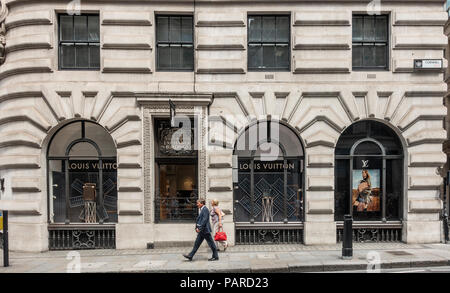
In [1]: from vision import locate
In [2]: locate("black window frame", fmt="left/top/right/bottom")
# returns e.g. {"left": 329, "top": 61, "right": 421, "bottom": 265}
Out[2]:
{"left": 155, "top": 15, "right": 194, "bottom": 72}
{"left": 58, "top": 13, "right": 101, "bottom": 71}
{"left": 46, "top": 120, "right": 118, "bottom": 224}
{"left": 334, "top": 121, "right": 404, "bottom": 222}
{"left": 247, "top": 14, "right": 291, "bottom": 72}
{"left": 352, "top": 14, "right": 390, "bottom": 71}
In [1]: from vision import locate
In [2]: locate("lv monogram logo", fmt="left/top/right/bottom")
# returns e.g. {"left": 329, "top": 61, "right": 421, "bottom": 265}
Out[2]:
{"left": 362, "top": 160, "right": 369, "bottom": 168}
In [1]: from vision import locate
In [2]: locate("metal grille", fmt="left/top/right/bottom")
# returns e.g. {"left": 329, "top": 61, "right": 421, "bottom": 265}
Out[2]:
{"left": 236, "top": 228, "right": 303, "bottom": 245}
{"left": 48, "top": 225, "right": 115, "bottom": 250}
{"left": 154, "top": 195, "right": 198, "bottom": 222}
{"left": 336, "top": 226, "right": 402, "bottom": 243}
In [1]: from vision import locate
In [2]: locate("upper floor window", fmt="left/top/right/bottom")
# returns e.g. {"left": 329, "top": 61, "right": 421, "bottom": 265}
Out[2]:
{"left": 156, "top": 15, "right": 194, "bottom": 71}
{"left": 59, "top": 14, "right": 100, "bottom": 70}
{"left": 248, "top": 15, "right": 290, "bottom": 71}
{"left": 352, "top": 14, "right": 389, "bottom": 71}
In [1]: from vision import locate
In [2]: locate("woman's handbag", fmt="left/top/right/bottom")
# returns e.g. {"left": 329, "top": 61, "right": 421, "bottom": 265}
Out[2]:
{"left": 214, "top": 228, "right": 227, "bottom": 241}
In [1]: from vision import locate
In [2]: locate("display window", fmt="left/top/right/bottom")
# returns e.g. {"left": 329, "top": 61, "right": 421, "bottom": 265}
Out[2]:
{"left": 335, "top": 120, "right": 404, "bottom": 221}
{"left": 47, "top": 121, "right": 117, "bottom": 224}
{"left": 233, "top": 120, "right": 304, "bottom": 223}
{"left": 154, "top": 118, "right": 198, "bottom": 222}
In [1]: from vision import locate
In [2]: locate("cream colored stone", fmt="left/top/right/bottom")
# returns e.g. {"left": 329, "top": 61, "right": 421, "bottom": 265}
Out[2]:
{"left": 409, "top": 199, "right": 442, "bottom": 213}
{"left": 303, "top": 222, "right": 336, "bottom": 245}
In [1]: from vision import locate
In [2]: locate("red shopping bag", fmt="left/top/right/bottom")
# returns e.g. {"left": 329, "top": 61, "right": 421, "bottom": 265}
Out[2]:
{"left": 214, "top": 228, "right": 227, "bottom": 241}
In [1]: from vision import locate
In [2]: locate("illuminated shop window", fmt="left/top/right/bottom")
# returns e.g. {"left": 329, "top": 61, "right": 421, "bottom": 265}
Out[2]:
{"left": 154, "top": 118, "right": 198, "bottom": 222}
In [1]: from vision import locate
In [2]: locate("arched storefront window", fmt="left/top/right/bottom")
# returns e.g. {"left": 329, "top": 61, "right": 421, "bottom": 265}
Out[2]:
{"left": 233, "top": 120, "right": 304, "bottom": 224}
{"left": 47, "top": 121, "right": 117, "bottom": 224}
{"left": 335, "top": 120, "right": 404, "bottom": 222}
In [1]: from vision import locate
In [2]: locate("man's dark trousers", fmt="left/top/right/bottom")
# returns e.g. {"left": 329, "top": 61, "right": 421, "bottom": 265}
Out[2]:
{"left": 188, "top": 231, "right": 218, "bottom": 259}
{"left": 188, "top": 206, "right": 218, "bottom": 259}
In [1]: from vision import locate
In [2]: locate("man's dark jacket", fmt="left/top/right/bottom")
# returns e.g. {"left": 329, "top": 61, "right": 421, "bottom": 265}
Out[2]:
{"left": 196, "top": 206, "right": 212, "bottom": 234}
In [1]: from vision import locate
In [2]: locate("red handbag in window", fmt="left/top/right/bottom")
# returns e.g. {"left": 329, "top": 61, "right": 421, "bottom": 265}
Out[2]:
{"left": 214, "top": 228, "right": 227, "bottom": 241}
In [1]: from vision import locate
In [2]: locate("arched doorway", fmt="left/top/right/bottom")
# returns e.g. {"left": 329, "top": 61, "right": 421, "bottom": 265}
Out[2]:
{"left": 335, "top": 120, "right": 405, "bottom": 242}
{"left": 47, "top": 120, "right": 117, "bottom": 249}
{"left": 233, "top": 120, "right": 305, "bottom": 244}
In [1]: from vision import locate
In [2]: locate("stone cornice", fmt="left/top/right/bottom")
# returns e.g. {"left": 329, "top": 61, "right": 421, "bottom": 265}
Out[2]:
{"left": 136, "top": 92, "right": 213, "bottom": 106}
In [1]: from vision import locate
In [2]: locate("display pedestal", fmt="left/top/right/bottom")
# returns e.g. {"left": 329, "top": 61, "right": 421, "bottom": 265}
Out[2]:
{"left": 262, "top": 196, "right": 274, "bottom": 222}
{"left": 84, "top": 201, "right": 97, "bottom": 223}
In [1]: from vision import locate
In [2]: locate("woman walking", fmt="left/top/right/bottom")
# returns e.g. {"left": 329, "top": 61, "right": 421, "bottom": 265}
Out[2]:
{"left": 210, "top": 199, "right": 228, "bottom": 252}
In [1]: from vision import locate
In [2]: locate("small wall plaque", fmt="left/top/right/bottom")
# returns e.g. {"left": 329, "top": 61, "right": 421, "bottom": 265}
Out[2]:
{"left": 414, "top": 59, "right": 443, "bottom": 70}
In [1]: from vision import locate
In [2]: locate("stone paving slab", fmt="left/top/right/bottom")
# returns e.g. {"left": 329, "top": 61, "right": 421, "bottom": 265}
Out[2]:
{"left": 0, "top": 244, "right": 450, "bottom": 273}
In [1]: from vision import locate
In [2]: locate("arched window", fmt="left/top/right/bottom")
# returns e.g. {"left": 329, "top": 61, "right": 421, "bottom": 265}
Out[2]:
{"left": 233, "top": 120, "right": 304, "bottom": 224}
{"left": 47, "top": 121, "right": 117, "bottom": 224}
{"left": 335, "top": 120, "right": 404, "bottom": 222}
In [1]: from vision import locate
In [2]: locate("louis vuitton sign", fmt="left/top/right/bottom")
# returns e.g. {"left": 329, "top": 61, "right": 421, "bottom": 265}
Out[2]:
{"left": 239, "top": 160, "right": 299, "bottom": 172}
{"left": 68, "top": 161, "right": 118, "bottom": 171}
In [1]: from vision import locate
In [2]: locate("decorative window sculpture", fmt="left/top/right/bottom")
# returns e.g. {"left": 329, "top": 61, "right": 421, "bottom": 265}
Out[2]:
{"left": 0, "top": 0, "right": 8, "bottom": 65}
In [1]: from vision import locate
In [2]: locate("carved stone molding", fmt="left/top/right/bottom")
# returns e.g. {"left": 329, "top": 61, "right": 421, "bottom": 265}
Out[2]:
{"left": 142, "top": 96, "right": 210, "bottom": 223}
{"left": 0, "top": 0, "right": 7, "bottom": 65}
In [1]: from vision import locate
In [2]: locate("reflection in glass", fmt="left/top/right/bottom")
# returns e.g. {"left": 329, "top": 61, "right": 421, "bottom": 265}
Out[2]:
{"left": 158, "top": 164, "right": 197, "bottom": 221}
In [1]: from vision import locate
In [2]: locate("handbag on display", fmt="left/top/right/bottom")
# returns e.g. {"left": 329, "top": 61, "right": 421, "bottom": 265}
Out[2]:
{"left": 214, "top": 228, "right": 227, "bottom": 241}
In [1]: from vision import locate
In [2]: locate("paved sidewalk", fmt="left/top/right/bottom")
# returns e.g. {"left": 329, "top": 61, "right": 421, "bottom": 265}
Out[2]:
{"left": 1, "top": 243, "right": 450, "bottom": 273}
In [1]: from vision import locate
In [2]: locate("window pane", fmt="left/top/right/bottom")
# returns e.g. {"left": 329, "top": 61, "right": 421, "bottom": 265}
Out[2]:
{"left": 248, "top": 16, "right": 261, "bottom": 42}
{"left": 181, "top": 17, "right": 193, "bottom": 43}
{"left": 334, "top": 159, "right": 350, "bottom": 221}
{"left": 169, "top": 17, "right": 181, "bottom": 42}
{"left": 182, "top": 45, "right": 194, "bottom": 69}
{"left": 275, "top": 44, "right": 289, "bottom": 69}
{"left": 60, "top": 15, "right": 74, "bottom": 41}
{"left": 363, "top": 16, "right": 375, "bottom": 42}
{"left": 74, "top": 16, "right": 88, "bottom": 41}
{"left": 89, "top": 44, "right": 100, "bottom": 68}
{"left": 158, "top": 45, "right": 170, "bottom": 69}
{"left": 61, "top": 44, "right": 75, "bottom": 68}
{"left": 352, "top": 45, "right": 363, "bottom": 68}
{"left": 248, "top": 44, "right": 262, "bottom": 68}
{"left": 157, "top": 16, "right": 169, "bottom": 42}
{"left": 375, "top": 16, "right": 387, "bottom": 42}
{"left": 262, "top": 44, "right": 275, "bottom": 68}
{"left": 157, "top": 164, "right": 198, "bottom": 221}
{"left": 88, "top": 15, "right": 99, "bottom": 42}
{"left": 170, "top": 45, "right": 182, "bottom": 68}
{"left": 276, "top": 16, "right": 289, "bottom": 42}
{"left": 386, "top": 159, "right": 402, "bottom": 220}
{"left": 375, "top": 45, "right": 387, "bottom": 67}
{"left": 363, "top": 45, "right": 375, "bottom": 67}
{"left": 262, "top": 16, "right": 276, "bottom": 42}
{"left": 75, "top": 44, "right": 89, "bottom": 68}
{"left": 354, "top": 141, "right": 382, "bottom": 155}
{"left": 352, "top": 16, "right": 363, "bottom": 42}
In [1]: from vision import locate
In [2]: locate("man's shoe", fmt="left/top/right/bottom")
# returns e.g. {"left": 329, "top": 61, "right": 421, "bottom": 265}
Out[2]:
{"left": 183, "top": 254, "right": 193, "bottom": 261}
{"left": 208, "top": 257, "right": 219, "bottom": 261}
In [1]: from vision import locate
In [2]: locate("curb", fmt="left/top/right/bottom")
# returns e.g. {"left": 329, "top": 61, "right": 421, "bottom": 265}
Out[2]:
{"left": 102, "top": 259, "right": 450, "bottom": 273}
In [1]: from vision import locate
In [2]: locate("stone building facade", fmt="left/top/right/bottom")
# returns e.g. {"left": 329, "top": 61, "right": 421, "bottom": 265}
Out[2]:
{"left": 0, "top": 0, "right": 447, "bottom": 252}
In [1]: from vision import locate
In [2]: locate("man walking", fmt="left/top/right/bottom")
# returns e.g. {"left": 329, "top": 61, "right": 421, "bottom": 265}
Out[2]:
{"left": 183, "top": 199, "right": 219, "bottom": 261}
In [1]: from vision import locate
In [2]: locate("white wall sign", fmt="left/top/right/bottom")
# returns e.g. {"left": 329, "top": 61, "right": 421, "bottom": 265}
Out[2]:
{"left": 414, "top": 59, "right": 443, "bottom": 70}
